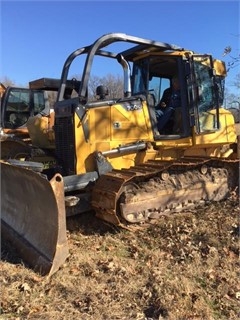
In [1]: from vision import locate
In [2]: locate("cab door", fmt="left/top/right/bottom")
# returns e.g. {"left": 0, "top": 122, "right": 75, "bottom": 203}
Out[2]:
{"left": 188, "top": 55, "right": 220, "bottom": 134}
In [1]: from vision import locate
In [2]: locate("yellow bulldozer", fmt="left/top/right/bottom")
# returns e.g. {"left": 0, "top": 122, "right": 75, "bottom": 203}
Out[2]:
{"left": 1, "top": 33, "right": 239, "bottom": 277}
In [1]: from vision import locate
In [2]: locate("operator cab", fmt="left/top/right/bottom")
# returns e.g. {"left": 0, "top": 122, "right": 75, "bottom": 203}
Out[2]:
{"left": 131, "top": 54, "right": 223, "bottom": 140}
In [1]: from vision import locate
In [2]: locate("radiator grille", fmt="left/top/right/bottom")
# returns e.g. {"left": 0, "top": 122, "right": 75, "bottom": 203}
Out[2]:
{"left": 55, "top": 116, "right": 75, "bottom": 175}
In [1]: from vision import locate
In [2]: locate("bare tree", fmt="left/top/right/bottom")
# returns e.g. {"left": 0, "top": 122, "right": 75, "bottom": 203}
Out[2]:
{"left": 68, "top": 73, "right": 124, "bottom": 100}
{"left": 0, "top": 76, "right": 16, "bottom": 87}
{"left": 88, "top": 75, "right": 102, "bottom": 99}
{"left": 224, "top": 77, "right": 240, "bottom": 109}
{"left": 88, "top": 74, "right": 124, "bottom": 100}
{"left": 222, "top": 42, "right": 240, "bottom": 106}
{"left": 101, "top": 74, "right": 124, "bottom": 99}
{"left": 233, "top": 73, "right": 240, "bottom": 90}
{"left": 223, "top": 45, "right": 240, "bottom": 71}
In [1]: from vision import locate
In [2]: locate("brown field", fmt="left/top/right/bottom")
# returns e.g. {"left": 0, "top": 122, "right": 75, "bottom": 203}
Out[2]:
{"left": 1, "top": 196, "right": 239, "bottom": 320}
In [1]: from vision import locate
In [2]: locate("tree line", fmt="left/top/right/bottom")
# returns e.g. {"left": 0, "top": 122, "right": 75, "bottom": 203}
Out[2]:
{"left": 1, "top": 71, "right": 239, "bottom": 108}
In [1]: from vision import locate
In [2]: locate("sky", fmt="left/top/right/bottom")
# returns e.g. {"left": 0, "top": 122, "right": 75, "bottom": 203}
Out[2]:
{"left": 1, "top": 0, "right": 239, "bottom": 94}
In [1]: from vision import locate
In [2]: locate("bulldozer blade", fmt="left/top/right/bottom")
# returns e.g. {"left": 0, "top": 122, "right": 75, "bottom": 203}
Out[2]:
{"left": 1, "top": 161, "right": 69, "bottom": 277}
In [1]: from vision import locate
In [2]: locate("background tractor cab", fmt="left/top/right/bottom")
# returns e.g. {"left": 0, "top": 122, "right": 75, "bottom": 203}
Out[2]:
{"left": 1, "top": 86, "right": 48, "bottom": 128}
{"left": 0, "top": 78, "right": 80, "bottom": 159}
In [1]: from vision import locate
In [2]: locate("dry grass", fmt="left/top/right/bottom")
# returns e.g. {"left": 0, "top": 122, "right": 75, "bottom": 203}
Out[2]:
{"left": 1, "top": 196, "right": 239, "bottom": 320}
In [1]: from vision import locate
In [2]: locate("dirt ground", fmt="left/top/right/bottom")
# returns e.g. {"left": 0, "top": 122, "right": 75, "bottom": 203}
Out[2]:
{"left": 0, "top": 195, "right": 239, "bottom": 320}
